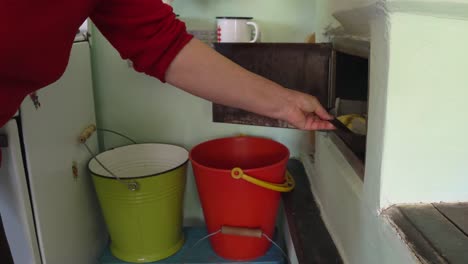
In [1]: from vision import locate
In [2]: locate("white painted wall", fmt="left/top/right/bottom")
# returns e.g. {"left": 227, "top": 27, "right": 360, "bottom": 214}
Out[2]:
{"left": 306, "top": 10, "right": 421, "bottom": 263}
{"left": 313, "top": 0, "right": 380, "bottom": 41}
{"left": 380, "top": 13, "right": 468, "bottom": 207}
{"left": 328, "top": 0, "right": 378, "bottom": 13}
{"left": 309, "top": 133, "right": 418, "bottom": 264}
{"left": 173, "top": 0, "right": 317, "bottom": 43}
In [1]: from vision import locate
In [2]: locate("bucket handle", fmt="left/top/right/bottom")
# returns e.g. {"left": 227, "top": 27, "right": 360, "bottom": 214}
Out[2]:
{"left": 79, "top": 124, "right": 140, "bottom": 191}
{"left": 231, "top": 168, "right": 295, "bottom": 192}
{"left": 221, "top": 226, "right": 263, "bottom": 238}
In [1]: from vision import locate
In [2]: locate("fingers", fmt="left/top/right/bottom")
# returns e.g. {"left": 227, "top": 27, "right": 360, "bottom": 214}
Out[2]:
{"left": 302, "top": 113, "right": 335, "bottom": 130}
{"left": 288, "top": 111, "right": 335, "bottom": 131}
{"left": 301, "top": 95, "right": 334, "bottom": 130}
{"left": 284, "top": 91, "right": 335, "bottom": 130}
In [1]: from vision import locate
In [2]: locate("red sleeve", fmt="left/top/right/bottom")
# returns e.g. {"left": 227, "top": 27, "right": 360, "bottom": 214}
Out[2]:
{"left": 90, "top": 0, "right": 193, "bottom": 82}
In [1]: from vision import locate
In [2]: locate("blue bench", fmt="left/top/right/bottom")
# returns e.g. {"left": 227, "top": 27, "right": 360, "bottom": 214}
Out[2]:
{"left": 100, "top": 226, "right": 285, "bottom": 264}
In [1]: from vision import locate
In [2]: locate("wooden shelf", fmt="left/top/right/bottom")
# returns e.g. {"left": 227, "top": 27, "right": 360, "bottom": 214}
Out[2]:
{"left": 385, "top": 203, "right": 468, "bottom": 264}
{"left": 100, "top": 227, "right": 285, "bottom": 263}
{"left": 283, "top": 159, "right": 343, "bottom": 264}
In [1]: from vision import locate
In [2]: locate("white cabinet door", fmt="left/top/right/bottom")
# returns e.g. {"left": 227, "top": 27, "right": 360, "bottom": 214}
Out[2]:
{"left": 20, "top": 41, "right": 107, "bottom": 264}
{"left": 0, "top": 119, "right": 42, "bottom": 264}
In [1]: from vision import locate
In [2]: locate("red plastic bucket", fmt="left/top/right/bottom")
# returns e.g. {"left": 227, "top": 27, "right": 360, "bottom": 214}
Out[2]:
{"left": 189, "top": 136, "right": 294, "bottom": 260}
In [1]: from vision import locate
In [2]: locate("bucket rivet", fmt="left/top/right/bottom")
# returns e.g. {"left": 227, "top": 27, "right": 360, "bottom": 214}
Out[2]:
{"left": 127, "top": 182, "right": 139, "bottom": 191}
{"left": 231, "top": 168, "right": 243, "bottom": 179}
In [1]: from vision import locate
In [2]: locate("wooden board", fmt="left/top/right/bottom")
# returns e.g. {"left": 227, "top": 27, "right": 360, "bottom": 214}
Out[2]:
{"left": 433, "top": 203, "right": 468, "bottom": 236}
{"left": 385, "top": 206, "right": 447, "bottom": 264}
{"left": 387, "top": 204, "right": 468, "bottom": 264}
{"left": 283, "top": 159, "right": 343, "bottom": 264}
{"left": 213, "top": 43, "right": 333, "bottom": 128}
{"left": 399, "top": 204, "right": 468, "bottom": 264}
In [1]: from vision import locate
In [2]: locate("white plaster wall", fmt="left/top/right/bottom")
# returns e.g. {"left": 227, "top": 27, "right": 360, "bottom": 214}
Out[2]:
{"left": 328, "top": 0, "right": 378, "bottom": 12}
{"left": 307, "top": 2, "right": 468, "bottom": 263}
{"left": 386, "top": 1, "right": 468, "bottom": 21}
{"left": 173, "top": 0, "right": 317, "bottom": 43}
{"left": 379, "top": 13, "right": 468, "bottom": 207}
{"left": 306, "top": 11, "right": 410, "bottom": 264}
{"left": 308, "top": 133, "right": 418, "bottom": 264}
{"left": 313, "top": 0, "right": 378, "bottom": 42}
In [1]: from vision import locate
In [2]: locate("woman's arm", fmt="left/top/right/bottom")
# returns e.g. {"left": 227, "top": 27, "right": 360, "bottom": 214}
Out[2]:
{"left": 91, "top": 0, "right": 332, "bottom": 130}
{"left": 165, "top": 38, "right": 334, "bottom": 130}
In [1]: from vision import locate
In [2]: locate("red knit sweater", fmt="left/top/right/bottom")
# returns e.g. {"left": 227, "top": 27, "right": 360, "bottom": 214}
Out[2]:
{"left": 0, "top": 0, "right": 193, "bottom": 127}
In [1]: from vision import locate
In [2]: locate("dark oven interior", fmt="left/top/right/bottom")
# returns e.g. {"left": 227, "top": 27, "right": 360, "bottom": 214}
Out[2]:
{"left": 212, "top": 42, "right": 370, "bottom": 162}
{"left": 331, "top": 49, "right": 369, "bottom": 163}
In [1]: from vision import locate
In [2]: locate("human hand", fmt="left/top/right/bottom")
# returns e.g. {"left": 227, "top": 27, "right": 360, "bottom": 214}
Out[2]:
{"left": 280, "top": 90, "right": 335, "bottom": 130}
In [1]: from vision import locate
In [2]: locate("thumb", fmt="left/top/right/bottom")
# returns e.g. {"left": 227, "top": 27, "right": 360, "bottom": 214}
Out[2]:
{"left": 314, "top": 104, "right": 334, "bottom": 120}
{"left": 299, "top": 93, "right": 333, "bottom": 120}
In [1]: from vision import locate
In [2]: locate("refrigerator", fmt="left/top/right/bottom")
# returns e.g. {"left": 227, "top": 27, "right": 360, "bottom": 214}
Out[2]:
{"left": 0, "top": 32, "right": 107, "bottom": 264}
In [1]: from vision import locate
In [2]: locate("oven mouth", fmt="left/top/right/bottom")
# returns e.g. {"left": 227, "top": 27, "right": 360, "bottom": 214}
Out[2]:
{"left": 329, "top": 116, "right": 366, "bottom": 162}
{"left": 329, "top": 37, "right": 370, "bottom": 164}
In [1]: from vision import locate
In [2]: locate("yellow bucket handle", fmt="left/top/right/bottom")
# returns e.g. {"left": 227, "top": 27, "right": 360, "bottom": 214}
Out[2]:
{"left": 231, "top": 167, "right": 295, "bottom": 192}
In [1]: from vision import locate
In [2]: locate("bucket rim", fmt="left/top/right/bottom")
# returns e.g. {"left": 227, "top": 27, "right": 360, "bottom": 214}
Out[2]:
{"left": 189, "top": 136, "right": 290, "bottom": 173}
{"left": 88, "top": 143, "right": 189, "bottom": 179}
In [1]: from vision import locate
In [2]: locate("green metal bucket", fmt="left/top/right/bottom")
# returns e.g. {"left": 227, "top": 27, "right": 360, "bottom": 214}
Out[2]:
{"left": 89, "top": 143, "right": 188, "bottom": 263}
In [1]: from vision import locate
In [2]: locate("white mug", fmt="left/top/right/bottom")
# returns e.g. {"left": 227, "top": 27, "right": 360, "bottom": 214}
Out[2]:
{"left": 216, "top": 17, "right": 260, "bottom": 43}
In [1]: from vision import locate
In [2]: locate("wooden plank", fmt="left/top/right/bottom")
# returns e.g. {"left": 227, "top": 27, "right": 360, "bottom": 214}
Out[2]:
{"left": 399, "top": 204, "right": 468, "bottom": 264}
{"left": 283, "top": 159, "right": 343, "bottom": 264}
{"left": 385, "top": 206, "right": 447, "bottom": 264}
{"left": 433, "top": 203, "right": 468, "bottom": 236}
